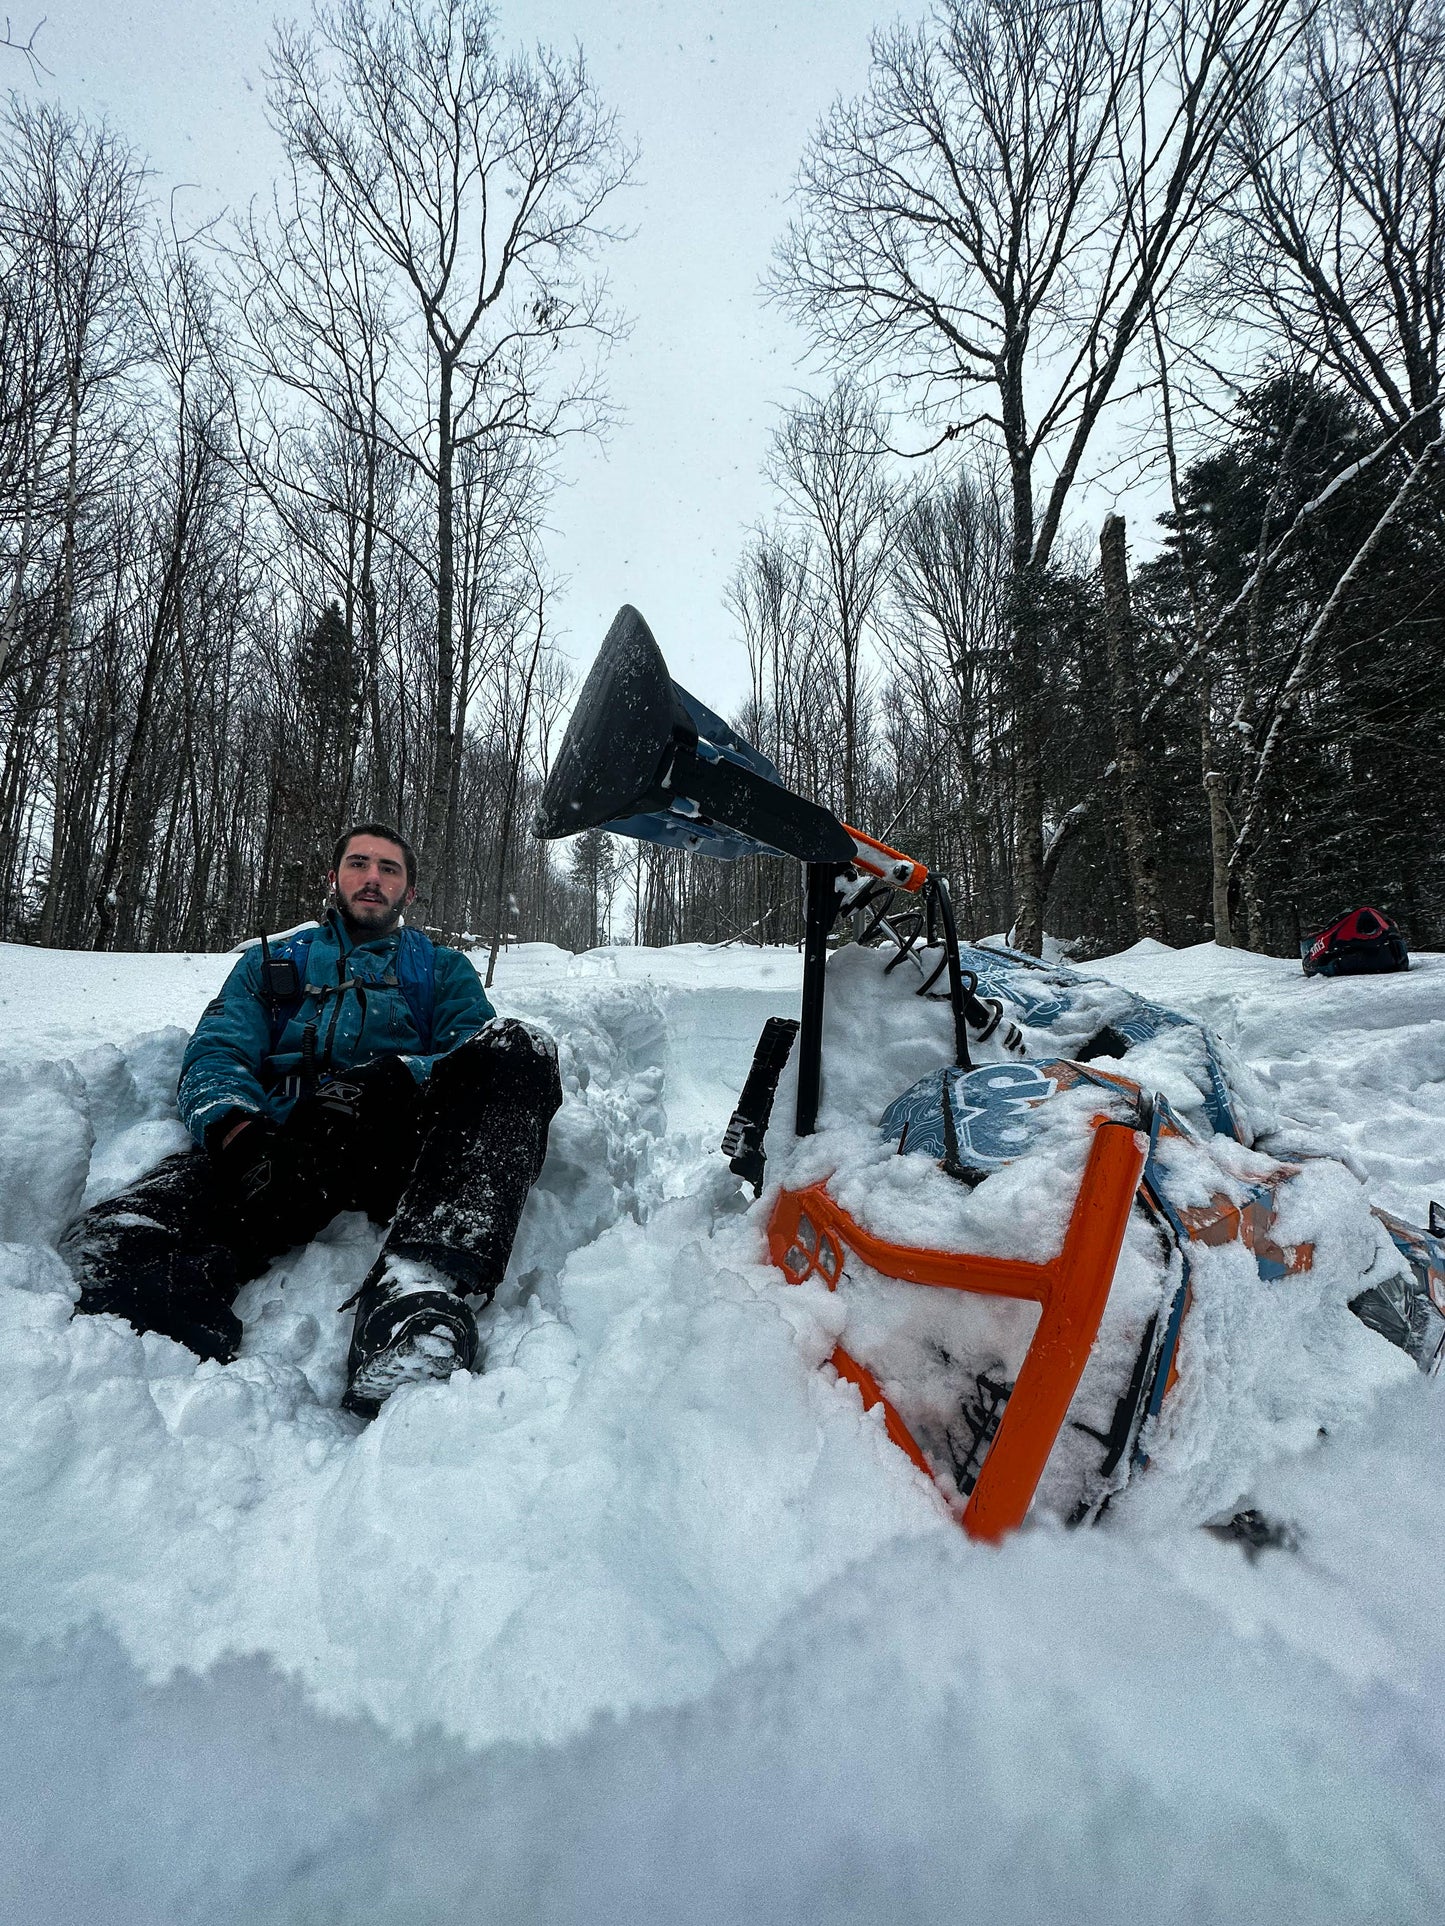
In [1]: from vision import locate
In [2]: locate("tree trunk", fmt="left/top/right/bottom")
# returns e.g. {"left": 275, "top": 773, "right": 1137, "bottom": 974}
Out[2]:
{"left": 420, "top": 355, "right": 457, "bottom": 915}
{"left": 1010, "top": 565, "right": 1045, "bottom": 957}
{"left": 486, "top": 600, "right": 544, "bottom": 990}
{"left": 1005, "top": 419, "right": 1045, "bottom": 956}
{"left": 440, "top": 579, "right": 474, "bottom": 932}
{"left": 361, "top": 448, "right": 384, "bottom": 814}
{"left": 1200, "top": 670, "right": 1233, "bottom": 948}
{"left": 841, "top": 615, "right": 858, "bottom": 827}
{"left": 92, "top": 514, "right": 186, "bottom": 948}
{"left": 1099, "top": 514, "right": 1165, "bottom": 943}
{"left": 1241, "top": 856, "right": 1268, "bottom": 953}
{"left": 0, "top": 483, "right": 36, "bottom": 686}
{"left": 39, "top": 362, "right": 81, "bottom": 946}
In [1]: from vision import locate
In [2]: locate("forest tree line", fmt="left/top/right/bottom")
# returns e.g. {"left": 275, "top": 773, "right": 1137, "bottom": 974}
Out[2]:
{"left": 0, "top": 0, "right": 626, "bottom": 956}
{"left": 2, "top": 0, "right": 1442, "bottom": 962}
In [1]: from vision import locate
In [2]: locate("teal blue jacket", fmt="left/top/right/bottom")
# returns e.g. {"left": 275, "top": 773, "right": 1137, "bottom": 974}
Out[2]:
{"left": 178, "top": 914, "right": 496, "bottom": 1145}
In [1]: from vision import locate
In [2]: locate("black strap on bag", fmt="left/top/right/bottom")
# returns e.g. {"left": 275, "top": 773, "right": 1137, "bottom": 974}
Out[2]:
{"left": 254, "top": 929, "right": 317, "bottom": 1096}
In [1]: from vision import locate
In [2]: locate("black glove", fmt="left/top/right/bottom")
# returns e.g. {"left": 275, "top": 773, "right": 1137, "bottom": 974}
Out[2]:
{"left": 314, "top": 1055, "right": 419, "bottom": 1132}
{"left": 206, "top": 1111, "right": 282, "bottom": 1209}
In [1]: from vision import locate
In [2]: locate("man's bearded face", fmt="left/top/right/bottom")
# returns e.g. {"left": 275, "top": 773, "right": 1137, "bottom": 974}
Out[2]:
{"left": 330, "top": 835, "right": 416, "bottom": 934}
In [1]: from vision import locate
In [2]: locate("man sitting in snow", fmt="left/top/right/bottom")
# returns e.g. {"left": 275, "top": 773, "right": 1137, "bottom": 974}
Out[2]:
{"left": 61, "top": 823, "right": 562, "bottom": 1418}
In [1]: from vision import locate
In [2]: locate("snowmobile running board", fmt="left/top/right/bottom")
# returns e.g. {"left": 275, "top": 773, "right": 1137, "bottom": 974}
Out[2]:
{"left": 769, "top": 1121, "right": 1148, "bottom": 1542}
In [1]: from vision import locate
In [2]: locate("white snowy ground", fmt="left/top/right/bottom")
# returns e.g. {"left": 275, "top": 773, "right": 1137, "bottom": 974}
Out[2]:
{"left": 1, "top": 933, "right": 1442, "bottom": 1924}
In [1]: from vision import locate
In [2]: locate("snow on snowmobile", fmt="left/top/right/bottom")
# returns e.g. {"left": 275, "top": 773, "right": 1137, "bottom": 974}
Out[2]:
{"left": 535, "top": 606, "right": 1445, "bottom": 1541}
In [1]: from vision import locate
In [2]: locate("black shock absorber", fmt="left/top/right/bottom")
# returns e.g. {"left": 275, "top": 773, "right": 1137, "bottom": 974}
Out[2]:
{"left": 796, "top": 862, "right": 843, "bottom": 1137}
{"left": 928, "top": 875, "right": 972, "bottom": 1071}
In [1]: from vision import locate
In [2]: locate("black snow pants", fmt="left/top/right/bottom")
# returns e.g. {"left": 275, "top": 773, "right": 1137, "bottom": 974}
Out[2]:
{"left": 62, "top": 1019, "right": 563, "bottom": 1360}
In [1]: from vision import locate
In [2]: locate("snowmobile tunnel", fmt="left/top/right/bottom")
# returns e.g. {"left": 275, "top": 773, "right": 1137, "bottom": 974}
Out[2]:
{"left": 769, "top": 1119, "right": 1149, "bottom": 1542}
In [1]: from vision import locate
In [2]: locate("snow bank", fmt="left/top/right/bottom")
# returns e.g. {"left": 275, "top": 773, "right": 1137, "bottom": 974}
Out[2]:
{"left": 0, "top": 935, "right": 1441, "bottom": 1922}
{"left": 6, "top": 1374, "right": 1443, "bottom": 1924}
{"left": 1, "top": 960, "right": 935, "bottom": 1754}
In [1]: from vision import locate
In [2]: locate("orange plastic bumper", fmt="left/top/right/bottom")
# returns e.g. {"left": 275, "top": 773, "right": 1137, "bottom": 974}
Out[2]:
{"left": 768, "top": 1121, "right": 1148, "bottom": 1542}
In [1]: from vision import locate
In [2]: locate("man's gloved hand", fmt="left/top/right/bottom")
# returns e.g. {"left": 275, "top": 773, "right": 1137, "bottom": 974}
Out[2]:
{"left": 206, "top": 1111, "right": 282, "bottom": 1209}
{"left": 314, "top": 1055, "right": 418, "bottom": 1132}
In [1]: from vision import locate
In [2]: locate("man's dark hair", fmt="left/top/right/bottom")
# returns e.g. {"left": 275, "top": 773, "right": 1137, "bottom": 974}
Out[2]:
{"left": 332, "top": 822, "right": 418, "bottom": 887}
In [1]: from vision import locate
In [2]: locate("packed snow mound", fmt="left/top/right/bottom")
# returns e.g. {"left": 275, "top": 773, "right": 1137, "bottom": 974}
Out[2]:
{"left": 0, "top": 937, "right": 1442, "bottom": 1922}
{"left": 1119, "top": 934, "right": 1177, "bottom": 956}
{"left": 8, "top": 1378, "right": 1445, "bottom": 1926}
{"left": 1095, "top": 940, "right": 1445, "bottom": 1223}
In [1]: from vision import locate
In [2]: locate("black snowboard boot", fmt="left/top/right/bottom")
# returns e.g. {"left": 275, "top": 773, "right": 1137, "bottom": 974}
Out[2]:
{"left": 340, "top": 1251, "right": 480, "bottom": 1420}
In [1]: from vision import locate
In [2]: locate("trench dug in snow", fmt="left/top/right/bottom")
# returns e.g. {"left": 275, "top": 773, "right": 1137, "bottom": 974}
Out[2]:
{"left": 2, "top": 937, "right": 1443, "bottom": 1924}
{"left": 2, "top": 943, "right": 965, "bottom": 1751}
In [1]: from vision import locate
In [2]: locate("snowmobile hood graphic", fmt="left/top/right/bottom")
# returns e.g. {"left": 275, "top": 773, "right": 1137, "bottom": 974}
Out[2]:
{"left": 537, "top": 608, "right": 1445, "bottom": 1543}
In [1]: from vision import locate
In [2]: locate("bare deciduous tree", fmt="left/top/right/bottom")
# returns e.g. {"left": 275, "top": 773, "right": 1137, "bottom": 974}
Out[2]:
{"left": 885, "top": 470, "right": 1011, "bottom": 925}
{"left": 267, "top": 0, "right": 633, "bottom": 908}
{"left": 0, "top": 206, "right": 66, "bottom": 685}
{"left": 93, "top": 222, "right": 226, "bottom": 947}
{"left": 772, "top": 0, "right": 1299, "bottom": 953}
{"left": 0, "top": 102, "right": 145, "bottom": 941}
{"left": 766, "top": 382, "right": 895, "bottom": 826}
{"left": 0, "top": 13, "right": 47, "bottom": 77}
{"left": 224, "top": 173, "right": 405, "bottom": 818}
{"left": 1222, "top": 0, "right": 1445, "bottom": 448}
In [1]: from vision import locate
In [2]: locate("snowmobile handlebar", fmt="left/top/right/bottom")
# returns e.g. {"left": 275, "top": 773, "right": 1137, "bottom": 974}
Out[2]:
{"left": 843, "top": 826, "right": 928, "bottom": 894}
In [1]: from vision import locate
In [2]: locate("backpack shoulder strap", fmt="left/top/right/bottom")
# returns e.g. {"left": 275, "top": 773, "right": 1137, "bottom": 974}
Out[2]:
{"left": 395, "top": 926, "right": 438, "bottom": 1049}
{"left": 276, "top": 928, "right": 316, "bottom": 966}
{"left": 263, "top": 928, "right": 316, "bottom": 1047}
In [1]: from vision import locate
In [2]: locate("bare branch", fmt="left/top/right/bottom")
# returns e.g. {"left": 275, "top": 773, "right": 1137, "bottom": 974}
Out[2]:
{"left": 0, "top": 13, "right": 49, "bottom": 78}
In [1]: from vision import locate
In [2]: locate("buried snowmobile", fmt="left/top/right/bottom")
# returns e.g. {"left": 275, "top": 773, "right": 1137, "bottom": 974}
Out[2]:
{"left": 536, "top": 606, "right": 1445, "bottom": 1541}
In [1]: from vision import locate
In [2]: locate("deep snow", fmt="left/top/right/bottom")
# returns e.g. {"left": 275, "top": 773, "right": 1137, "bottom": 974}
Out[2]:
{"left": 1, "top": 934, "right": 1442, "bottom": 1924}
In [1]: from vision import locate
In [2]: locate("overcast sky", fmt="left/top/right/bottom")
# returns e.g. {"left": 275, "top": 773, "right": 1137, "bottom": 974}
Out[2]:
{"left": 10, "top": 0, "right": 913, "bottom": 713}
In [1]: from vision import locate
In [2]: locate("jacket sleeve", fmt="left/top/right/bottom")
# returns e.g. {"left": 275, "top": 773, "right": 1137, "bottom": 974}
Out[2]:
{"left": 400, "top": 946, "right": 497, "bottom": 1081}
{"left": 177, "top": 950, "right": 275, "bottom": 1144}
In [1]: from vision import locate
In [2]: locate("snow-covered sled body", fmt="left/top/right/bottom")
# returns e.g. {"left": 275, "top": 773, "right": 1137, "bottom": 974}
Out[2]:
{"left": 1354, "top": 1208, "right": 1445, "bottom": 1370}
{"left": 764, "top": 942, "right": 1442, "bottom": 1537}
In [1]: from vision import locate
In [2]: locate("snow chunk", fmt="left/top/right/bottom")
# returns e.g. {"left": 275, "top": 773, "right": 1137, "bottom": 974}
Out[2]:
{"left": 0, "top": 1055, "right": 92, "bottom": 1244}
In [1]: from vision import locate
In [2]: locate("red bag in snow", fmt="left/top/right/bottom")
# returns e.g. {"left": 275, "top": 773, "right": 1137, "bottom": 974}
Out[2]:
{"left": 1301, "top": 906, "right": 1409, "bottom": 977}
